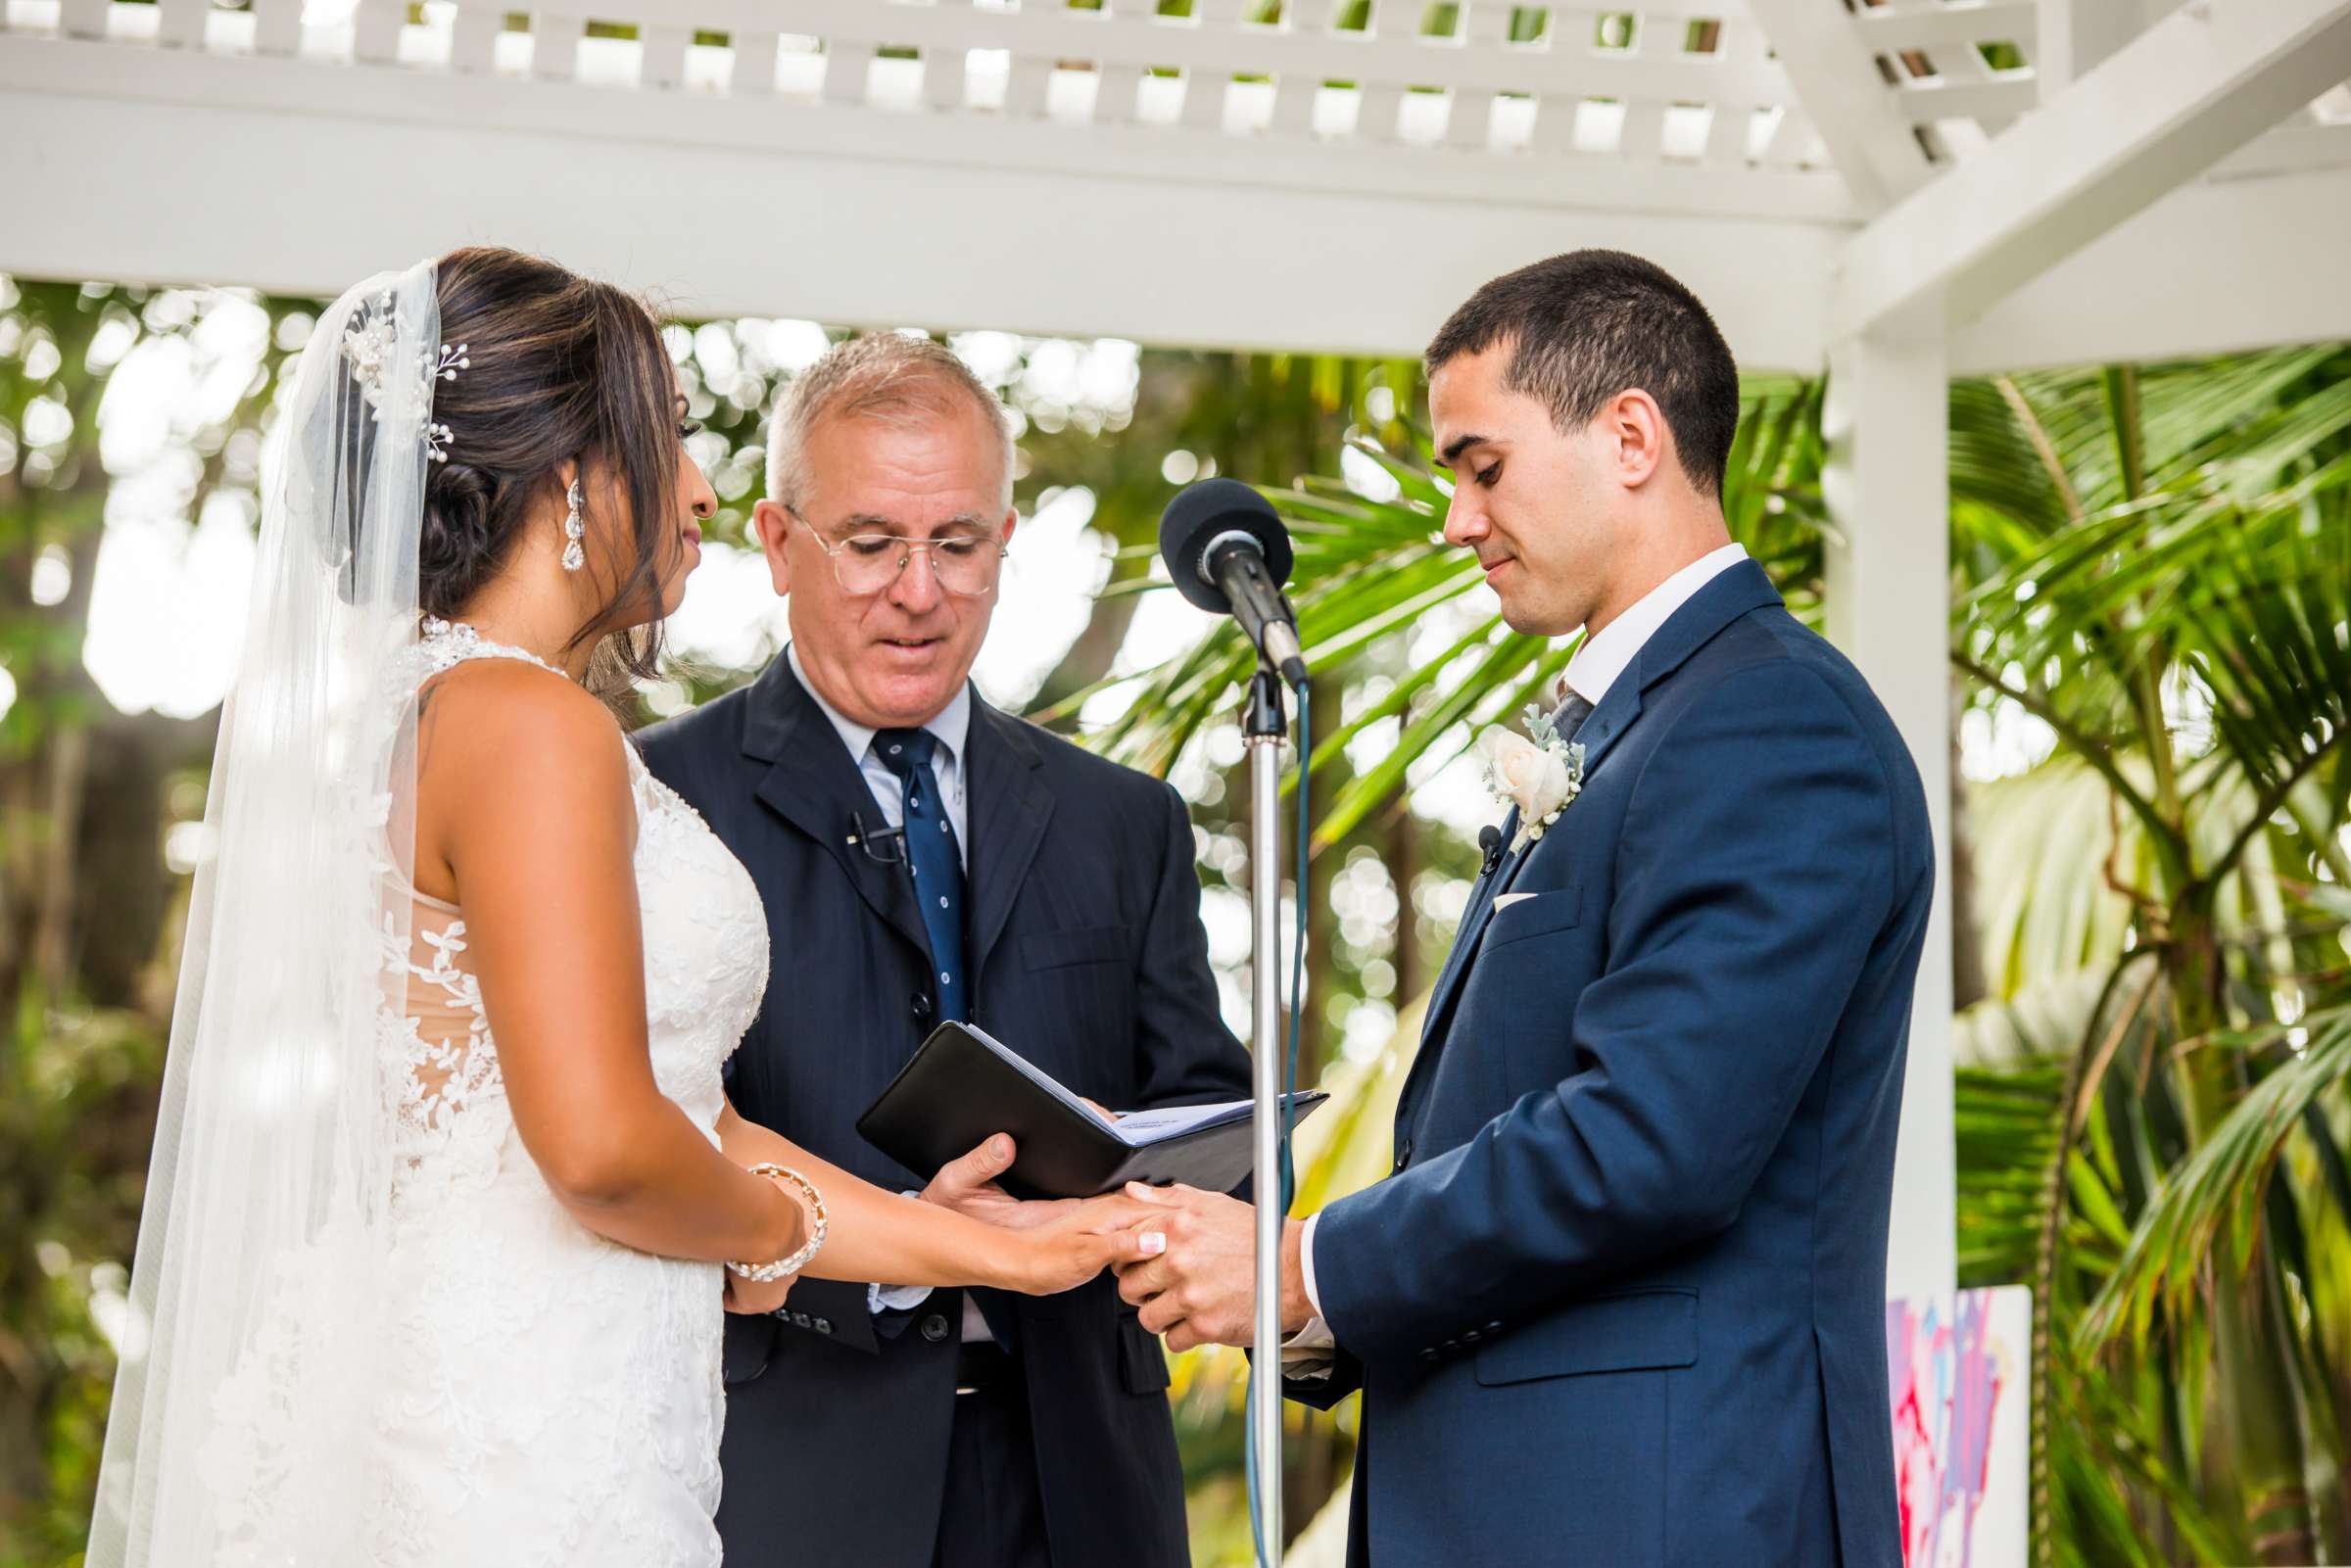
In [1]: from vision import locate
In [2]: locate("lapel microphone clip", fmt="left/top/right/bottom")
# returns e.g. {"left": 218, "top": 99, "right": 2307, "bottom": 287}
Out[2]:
{"left": 847, "top": 809, "right": 908, "bottom": 867}
{"left": 1477, "top": 824, "right": 1506, "bottom": 876}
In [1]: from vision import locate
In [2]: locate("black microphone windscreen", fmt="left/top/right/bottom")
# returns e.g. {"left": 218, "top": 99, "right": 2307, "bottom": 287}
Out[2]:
{"left": 1477, "top": 825, "right": 1501, "bottom": 851}
{"left": 1158, "top": 479, "right": 1293, "bottom": 614}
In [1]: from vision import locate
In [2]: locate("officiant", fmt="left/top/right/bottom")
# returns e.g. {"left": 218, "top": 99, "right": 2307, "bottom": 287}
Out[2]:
{"left": 636, "top": 334, "right": 1248, "bottom": 1568}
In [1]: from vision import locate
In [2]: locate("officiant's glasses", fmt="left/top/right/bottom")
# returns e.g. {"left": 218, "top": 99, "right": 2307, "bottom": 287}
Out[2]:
{"left": 786, "top": 505, "right": 1008, "bottom": 597}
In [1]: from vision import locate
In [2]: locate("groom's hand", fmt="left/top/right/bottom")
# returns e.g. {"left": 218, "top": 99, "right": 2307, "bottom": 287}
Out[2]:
{"left": 921, "top": 1133, "right": 1081, "bottom": 1232}
{"left": 1111, "top": 1183, "right": 1312, "bottom": 1353}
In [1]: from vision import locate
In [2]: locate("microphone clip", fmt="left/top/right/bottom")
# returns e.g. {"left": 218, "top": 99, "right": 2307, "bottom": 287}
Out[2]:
{"left": 1477, "top": 825, "right": 1506, "bottom": 877}
{"left": 847, "top": 810, "right": 907, "bottom": 867}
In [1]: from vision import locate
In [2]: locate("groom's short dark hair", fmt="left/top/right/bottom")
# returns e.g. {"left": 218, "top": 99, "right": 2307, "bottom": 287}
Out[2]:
{"left": 1426, "top": 250, "right": 1741, "bottom": 498}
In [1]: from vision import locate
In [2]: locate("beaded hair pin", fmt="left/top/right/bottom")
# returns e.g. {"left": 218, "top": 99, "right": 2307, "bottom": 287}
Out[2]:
{"left": 341, "top": 289, "right": 469, "bottom": 463}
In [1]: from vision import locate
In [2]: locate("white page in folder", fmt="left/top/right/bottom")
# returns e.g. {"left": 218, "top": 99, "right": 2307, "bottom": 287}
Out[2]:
{"left": 1109, "top": 1100, "right": 1252, "bottom": 1145}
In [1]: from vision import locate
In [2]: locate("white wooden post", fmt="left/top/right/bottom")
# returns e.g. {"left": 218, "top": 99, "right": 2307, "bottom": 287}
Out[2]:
{"left": 1823, "top": 323, "right": 1958, "bottom": 1302}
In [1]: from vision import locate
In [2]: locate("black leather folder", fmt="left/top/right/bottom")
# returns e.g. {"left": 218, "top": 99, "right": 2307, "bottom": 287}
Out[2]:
{"left": 856, "top": 1022, "right": 1326, "bottom": 1200}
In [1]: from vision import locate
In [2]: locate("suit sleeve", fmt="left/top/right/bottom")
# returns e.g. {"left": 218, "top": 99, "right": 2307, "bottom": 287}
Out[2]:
{"left": 1310, "top": 661, "right": 1903, "bottom": 1368}
{"left": 1281, "top": 1346, "right": 1365, "bottom": 1408}
{"left": 1128, "top": 781, "right": 1252, "bottom": 1110}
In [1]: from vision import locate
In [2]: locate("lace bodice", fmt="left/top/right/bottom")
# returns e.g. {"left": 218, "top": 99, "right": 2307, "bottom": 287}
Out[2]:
{"left": 379, "top": 620, "right": 767, "bottom": 1213}
{"left": 203, "top": 619, "right": 771, "bottom": 1568}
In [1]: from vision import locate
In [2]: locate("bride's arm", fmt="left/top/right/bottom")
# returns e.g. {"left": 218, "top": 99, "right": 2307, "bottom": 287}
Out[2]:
{"left": 715, "top": 1104, "right": 1159, "bottom": 1294}
{"left": 420, "top": 663, "right": 803, "bottom": 1269}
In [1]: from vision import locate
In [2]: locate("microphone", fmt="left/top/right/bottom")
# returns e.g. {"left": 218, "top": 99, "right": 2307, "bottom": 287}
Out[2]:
{"left": 1477, "top": 824, "right": 1505, "bottom": 875}
{"left": 1158, "top": 479, "right": 1308, "bottom": 686}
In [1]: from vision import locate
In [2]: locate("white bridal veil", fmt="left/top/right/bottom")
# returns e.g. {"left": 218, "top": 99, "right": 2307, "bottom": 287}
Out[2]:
{"left": 87, "top": 261, "right": 443, "bottom": 1565}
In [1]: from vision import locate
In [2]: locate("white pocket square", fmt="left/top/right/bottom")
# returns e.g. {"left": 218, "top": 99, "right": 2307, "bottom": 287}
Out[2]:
{"left": 1493, "top": 892, "right": 1537, "bottom": 910}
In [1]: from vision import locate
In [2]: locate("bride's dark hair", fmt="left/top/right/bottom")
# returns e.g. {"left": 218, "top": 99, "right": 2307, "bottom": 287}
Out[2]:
{"left": 421, "top": 246, "right": 683, "bottom": 679}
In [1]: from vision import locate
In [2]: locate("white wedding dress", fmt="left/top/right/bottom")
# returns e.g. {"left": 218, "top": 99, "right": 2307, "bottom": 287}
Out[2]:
{"left": 199, "top": 622, "right": 771, "bottom": 1567}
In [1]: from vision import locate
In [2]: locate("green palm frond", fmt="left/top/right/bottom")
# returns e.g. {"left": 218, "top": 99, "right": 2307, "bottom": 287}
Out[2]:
{"left": 2080, "top": 1003, "right": 2351, "bottom": 1353}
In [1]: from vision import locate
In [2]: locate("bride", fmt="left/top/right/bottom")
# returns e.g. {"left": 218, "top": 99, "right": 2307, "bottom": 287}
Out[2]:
{"left": 85, "top": 249, "right": 1161, "bottom": 1567}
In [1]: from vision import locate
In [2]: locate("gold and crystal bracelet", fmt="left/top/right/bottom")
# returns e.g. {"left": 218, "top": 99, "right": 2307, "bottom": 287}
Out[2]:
{"left": 727, "top": 1163, "right": 828, "bottom": 1282}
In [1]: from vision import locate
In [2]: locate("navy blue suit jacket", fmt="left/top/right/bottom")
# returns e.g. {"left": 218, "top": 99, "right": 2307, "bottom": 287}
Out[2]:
{"left": 1290, "top": 559, "right": 1930, "bottom": 1568}
{"left": 636, "top": 654, "right": 1249, "bottom": 1568}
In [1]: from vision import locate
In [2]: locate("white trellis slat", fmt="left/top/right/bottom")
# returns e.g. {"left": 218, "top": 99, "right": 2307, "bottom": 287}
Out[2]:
{"left": 1706, "top": 19, "right": 1770, "bottom": 164}
{"left": 448, "top": 4, "right": 501, "bottom": 76}
{"left": 1854, "top": 0, "right": 2038, "bottom": 56}
{"left": 1895, "top": 75, "right": 2037, "bottom": 126}
{"left": 1003, "top": 51, "right": 1053, "bottom": 119}
{"left": 351, "top": 0, "right": 405, "bottom": 66}
{"left": 154, "top": 0, "right": 205, "bottom": 50}
{"left": 1270, "top": 68, "right": 1320, "bottom": 137}
{"left": 824, "top": 38, "right": 874, "bottom": 105}
{"left": 250, "top": 0, "right": 303, "bottom": 59}
{"left": 733, "top": 29, "right": 780, "bottom": 95}
{"left": 641, "top": 24, "right": 692, "bottom": 93}
{"left": 59, "top": 0, "right": 107, "bottom": 42}
{"left": 924, "top": 43, "right": 967, "bottom": 113}
{"left": 527, "top": 13, "right": 579, "bottom": 81}
{"left": 1357, "top": 79, "right": 1407, "bottom": 142}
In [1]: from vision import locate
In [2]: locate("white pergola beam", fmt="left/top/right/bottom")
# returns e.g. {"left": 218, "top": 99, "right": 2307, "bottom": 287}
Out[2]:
{"left": 1832, "top": 0, "right": 2351, "bottom": 341}
{"left": 1953, "top": 164, "right": 2351, "bottom": 371}
{"left": 1744, "top": 0, "right": 1940, "bottom": 209}
{"left": 0, "top": 39, "right": 1840, "bottom": 368}
{"left": 1823, "top": 324, "right": 1958, "bottom": 1302}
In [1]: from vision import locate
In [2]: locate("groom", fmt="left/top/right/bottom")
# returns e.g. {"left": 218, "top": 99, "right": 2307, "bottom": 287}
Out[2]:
{"left": 638, "top": 334, "right": 1248, "bottom": 1568}
{"left": 1114, "top": 251, "right": 1932, "bottom": 1566}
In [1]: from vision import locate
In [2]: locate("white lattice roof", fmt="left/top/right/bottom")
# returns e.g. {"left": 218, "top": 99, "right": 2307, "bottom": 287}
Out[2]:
{"left": 4, "top": 0, "right": 2349, "bottom": 368}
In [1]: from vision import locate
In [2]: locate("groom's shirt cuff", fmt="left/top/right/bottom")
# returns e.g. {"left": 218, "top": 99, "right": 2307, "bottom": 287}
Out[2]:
{"left": 870, "top": 1282, "right": 933, "bottom": 1313}
{"left": 1279, "top": 1213, "right": 1336, "bottom": 1378}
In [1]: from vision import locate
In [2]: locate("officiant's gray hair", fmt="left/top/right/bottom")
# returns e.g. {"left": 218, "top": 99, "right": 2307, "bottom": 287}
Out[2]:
{"left": 765, "top": 334, "right": 1015, "bottom": 515}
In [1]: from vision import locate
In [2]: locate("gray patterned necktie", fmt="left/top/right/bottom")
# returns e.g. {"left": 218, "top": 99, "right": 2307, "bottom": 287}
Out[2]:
{"left": 1552, "top": 691, "right": 1596, "bottom": 743}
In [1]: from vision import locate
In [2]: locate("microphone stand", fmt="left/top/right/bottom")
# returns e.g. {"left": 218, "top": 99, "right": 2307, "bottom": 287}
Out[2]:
{"left": 1243, "top": 661, "right": 1288, "bottom": 1560}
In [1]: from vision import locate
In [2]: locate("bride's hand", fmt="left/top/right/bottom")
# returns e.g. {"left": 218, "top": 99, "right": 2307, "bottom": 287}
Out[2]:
{"left": 1005, "top": 1192, "right": 1168, "bottom": 1296}
{"left": 723, "top": 1269, "right": 793, "bottom": 1314}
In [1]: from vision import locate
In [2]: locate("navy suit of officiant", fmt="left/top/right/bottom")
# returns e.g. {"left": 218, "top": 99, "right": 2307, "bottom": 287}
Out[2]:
{"left": 638, "top": 651, "right": 1247, "bottom": 1568}
{"left": 1287, "top": 556, "right": 1931, "bottom": 1567}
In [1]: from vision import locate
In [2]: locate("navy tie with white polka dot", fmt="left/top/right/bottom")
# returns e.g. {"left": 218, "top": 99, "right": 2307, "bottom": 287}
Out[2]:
{"left": 874, "top": 728, "right": 968, "bottom": 1025}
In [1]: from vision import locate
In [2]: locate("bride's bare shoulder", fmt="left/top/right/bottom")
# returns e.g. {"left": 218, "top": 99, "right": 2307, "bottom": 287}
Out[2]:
{"left": 413, "top": 658, "right": 632, "bottom": 854}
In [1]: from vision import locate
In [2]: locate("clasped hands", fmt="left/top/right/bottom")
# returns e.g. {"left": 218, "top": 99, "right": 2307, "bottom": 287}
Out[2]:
{"left": 920, "top": 1128, "right": 1306, "bottom": 1351}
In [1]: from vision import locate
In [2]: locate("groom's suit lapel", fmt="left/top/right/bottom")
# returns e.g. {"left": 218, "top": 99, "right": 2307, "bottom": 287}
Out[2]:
{"left": 741, "top": 656, "right": 931, "bottom": 959}
{"left": 1395, "top": 558, "right": 1786, "bottom": 1143}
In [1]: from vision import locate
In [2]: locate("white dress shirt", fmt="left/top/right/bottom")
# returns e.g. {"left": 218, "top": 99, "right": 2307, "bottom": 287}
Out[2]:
{"left": 787, "top": 641, "right": 972, "bottom": 856}
{"left": 1282, "top": 543, "right": 1750, "bottom": 1371}
{"left": 784, "top": 644, "right": 993, "bottom": 1341}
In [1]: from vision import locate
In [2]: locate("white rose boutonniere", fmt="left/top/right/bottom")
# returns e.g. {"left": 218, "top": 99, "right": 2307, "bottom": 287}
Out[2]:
{"left": 1483, "top": 703, "right": 1586, "bottom": 853}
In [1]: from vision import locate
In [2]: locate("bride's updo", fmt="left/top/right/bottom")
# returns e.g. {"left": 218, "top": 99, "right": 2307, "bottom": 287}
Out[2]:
{"left": 420, "top": 246, "right": 682, "bottom": 677}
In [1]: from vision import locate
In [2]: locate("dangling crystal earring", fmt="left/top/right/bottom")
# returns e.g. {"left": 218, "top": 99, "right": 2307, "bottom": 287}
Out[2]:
{"left": 561, "top": 478, "right": 586, "bottom": 573}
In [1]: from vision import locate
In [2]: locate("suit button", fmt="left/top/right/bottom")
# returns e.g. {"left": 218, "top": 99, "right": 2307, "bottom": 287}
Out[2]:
{"left": 920, "top": 1312, "right": 951, "bottom": 1343}
{"left": 1462, "top": 1329, "right": 1481, "bottom": 1345}
{"left": 814, "top": 1317, "right": 833, "bottom": 1336}
{"left": 1485, "top": 1320, "right": 1503, "bottom": 1334}
{"left": 911, "top": 992, "right": 933, "bottom": 1023}
{"left": 1418, "top": 1348, "right": 1439, "bottom": 1362}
